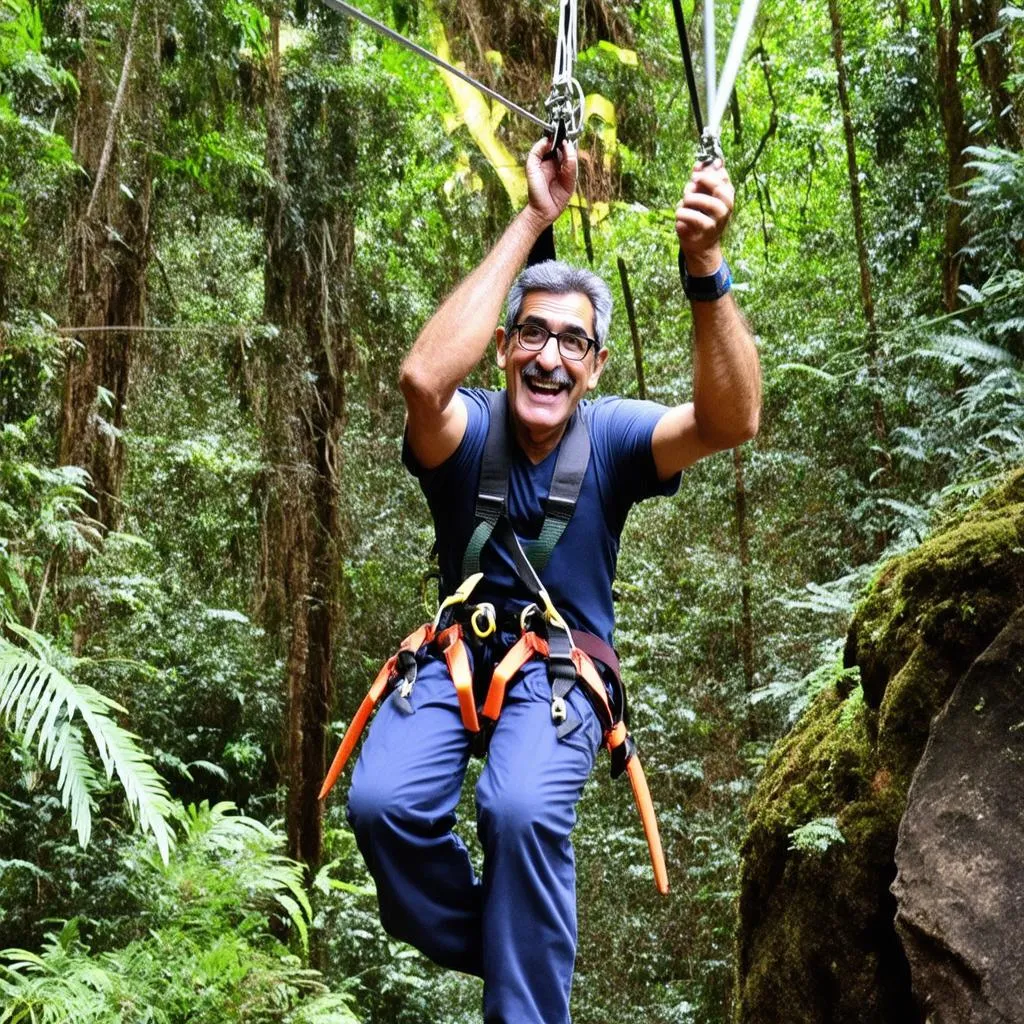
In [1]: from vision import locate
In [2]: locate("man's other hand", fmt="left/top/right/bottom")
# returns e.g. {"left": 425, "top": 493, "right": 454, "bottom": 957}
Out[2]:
{"left": 675, "top": 159, "right": 734, "bottom": 276}
{"left": 526, "top": 137, "right": 577, "bottom": 226}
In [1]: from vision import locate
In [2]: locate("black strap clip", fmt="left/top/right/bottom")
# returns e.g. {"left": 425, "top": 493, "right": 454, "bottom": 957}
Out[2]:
{"left": 392, "top": 648, "right": 418, "bottom": 716}
{"left": 542, "top": 116, "right": 569, "bottom": 162}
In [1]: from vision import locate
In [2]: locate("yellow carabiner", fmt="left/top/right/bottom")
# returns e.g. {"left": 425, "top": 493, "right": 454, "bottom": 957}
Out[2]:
{"left": 433, "top": 572, "right": 485, "bottom": 631}
{"left": 538, "top": 585, "right": 570, "bottom": 633}
{"left": 471, "top": 603, "right": 496, "bottom": 639}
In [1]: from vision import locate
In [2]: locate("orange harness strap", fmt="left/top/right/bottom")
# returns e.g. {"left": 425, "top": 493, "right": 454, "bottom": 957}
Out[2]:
{"left": 478, "top": 633, "right": 669, "bottom": 896}
{"left": 320, "top": 624, "right": 669, "bottom": 895}
{"left": 437, "top": 625, "right": 480, "bottom": 733}
{"left": 481, "top": 631, "right": 547, "bottom": 721}
{"left": 570, "top": 648, "right": 669, "bottom": 894}
{"left": 624, "top": 755, "right": 668, "bottom": 895}
{"left": 318, "top": 623, "right": 434, "bottom": 801}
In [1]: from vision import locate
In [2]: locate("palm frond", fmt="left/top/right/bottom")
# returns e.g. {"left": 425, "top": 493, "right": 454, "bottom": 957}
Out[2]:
{"left": 0, "top": 626, "right": 175, "bottom": 861}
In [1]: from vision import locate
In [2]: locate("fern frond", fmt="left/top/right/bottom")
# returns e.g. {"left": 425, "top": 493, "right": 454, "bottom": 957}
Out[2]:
{"left": 172, "top": 802, "right": 315, "bottom": 950}
{"left": 51, "top": 721, "right": 99, "bottom": 848}
{"left": 928, "top": 333, "right": 1016, "bottom": 366}
{"left": 274, "top": 892, "right": 309, "bottom": 951}
{"left": 287, "top": 991, "right": 361, "bottom": 1023}
{"left": 0, "top": 627, "right": 175, "bottom": 861}
{"left": 185, "top": 758, "right": 230, "bottom": 783}
{"left": 0, "top": 922, "right": 120, "bottom": 1024}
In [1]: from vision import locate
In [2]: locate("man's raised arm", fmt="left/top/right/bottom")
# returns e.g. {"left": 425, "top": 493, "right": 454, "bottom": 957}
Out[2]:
{"left": 400, "top": 138, "right": 577, "bottom": 470}
{"left": 652, "top": 159, "right": 762, "bottom": 479}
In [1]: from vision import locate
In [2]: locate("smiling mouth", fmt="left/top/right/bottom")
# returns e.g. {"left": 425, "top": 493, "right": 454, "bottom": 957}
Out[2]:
{"left": 522, "top": 369, "right": 570, "bottom": 397}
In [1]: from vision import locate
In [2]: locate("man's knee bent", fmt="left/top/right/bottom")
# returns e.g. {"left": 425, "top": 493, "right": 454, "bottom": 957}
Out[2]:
{"left": 346, "top": 772, "right": 405, "bottom": 839}
{"left": 347, "top": 769, "right": 454, "bottom": 843}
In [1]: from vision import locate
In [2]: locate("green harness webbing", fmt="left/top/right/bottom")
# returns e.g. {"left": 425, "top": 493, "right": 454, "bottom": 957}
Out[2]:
{"left": 460, "top": 390, "right": 591, "bottom": 581}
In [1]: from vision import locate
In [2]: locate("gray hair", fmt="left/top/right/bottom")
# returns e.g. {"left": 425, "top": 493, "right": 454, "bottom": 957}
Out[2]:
{"left": 504, "top": 260, "right": 613, "bottom": 349}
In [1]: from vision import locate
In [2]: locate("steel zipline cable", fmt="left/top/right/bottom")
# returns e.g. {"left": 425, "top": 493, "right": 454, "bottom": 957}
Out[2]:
{"left": 318, "top": 0, "right": 587, "bottom": 144}
{"left": 318, "top": 0, "right": 761, "bottom": 164}
{"left": 671, "top": 0, "right": 761, "bottom": 164}
{"left": 317, "top": 0, "right": 551, "bottom": 133}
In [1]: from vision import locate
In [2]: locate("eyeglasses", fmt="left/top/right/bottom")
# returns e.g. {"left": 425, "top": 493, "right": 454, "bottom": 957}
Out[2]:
{"left": 511, "top": 323, "right": 597, "bottom": 362}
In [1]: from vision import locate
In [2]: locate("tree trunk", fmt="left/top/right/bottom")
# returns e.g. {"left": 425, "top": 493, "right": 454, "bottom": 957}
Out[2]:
{"left": 929, "top": 0, "right": 970, "bottom": 312}
{"left": 59, "top": 2, "right": 151, "bottom": 531}
{"left": 961, "top": 0, "right": 1023, "bottom": 150}
{"left": 262, "top": 13, "right": 354, "bottom": 871}
{"left": 827, "top": 0, "right": 888, "bottom": 476}
{"left": 616, "top": 258, "right": 646, "bottom": 400}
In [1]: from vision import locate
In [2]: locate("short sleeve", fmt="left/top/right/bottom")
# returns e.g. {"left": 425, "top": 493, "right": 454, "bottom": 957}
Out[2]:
{"left": 587, "top": 397, "right": 681, "bottom": 525}
{"left": 402, "top": 387, "right": 491, "bottom": 493}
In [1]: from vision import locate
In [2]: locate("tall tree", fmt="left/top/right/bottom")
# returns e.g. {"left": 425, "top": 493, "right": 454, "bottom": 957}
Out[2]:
{"left": 59, "top": 0, "right": 154, "bottom": 530}
{"left": 929, "top": 0, "right": 971, "bottom": 311}
{"left": 961, "top": 0, "right": 1023, "bottom": 150}
{"left": 261, "top": 10, "right": 355, "bottom": 870}
{"left": 827, "top": 0, "right": 888, "bottom": 481}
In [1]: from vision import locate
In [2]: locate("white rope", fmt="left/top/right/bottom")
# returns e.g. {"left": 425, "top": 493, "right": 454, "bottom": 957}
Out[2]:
{"left": 704, "top": 0, "right": 716, "bottom": 122}
{"left": 707, "top": 0, "right": 761, "bottom": 133}
{"left": 546, "top": 0, "right": 585, "bottom": 140}
{"left": 552, "top": 0, "right": 577, "bottom": 86}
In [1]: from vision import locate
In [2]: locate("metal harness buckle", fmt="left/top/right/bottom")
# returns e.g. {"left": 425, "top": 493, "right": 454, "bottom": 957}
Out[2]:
{"left": 551, "top": 695, "right": 567, "bottom": 723}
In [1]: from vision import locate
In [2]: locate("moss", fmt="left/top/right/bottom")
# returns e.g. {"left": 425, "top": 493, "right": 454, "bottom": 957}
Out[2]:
{"left": 875, "top": 645, "right": 953, "bottom": 780}
{"left": 734, "top": 469, "right": 1024, "bottom": 1024}
{"left": 850, "top": 470, "right": 1024, "bottom": 710}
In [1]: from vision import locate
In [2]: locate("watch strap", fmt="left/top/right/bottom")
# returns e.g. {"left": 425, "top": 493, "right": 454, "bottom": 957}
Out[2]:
{"left": 679, "top": 252, "right": 732, "bottom": 301}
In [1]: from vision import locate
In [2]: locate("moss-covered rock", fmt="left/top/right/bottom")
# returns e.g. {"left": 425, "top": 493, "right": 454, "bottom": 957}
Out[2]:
{"left": 734, "top": 469, "right": 1024, "bottom": 1024}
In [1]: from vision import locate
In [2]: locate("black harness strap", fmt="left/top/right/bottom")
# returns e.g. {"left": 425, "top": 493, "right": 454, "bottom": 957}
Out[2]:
{"left": 671, "top": 0, "right": 723, "bottom": 166}
{"left": 461, "top": 390, "right": 591, "bottom": 580}
{"left": 457, "top": 389, "right": 599, "bottom": 742}
{"left": 461, "top": 393, "right": 512, "bottom": 578}
{"left": 671, "top": 0, "right": 705, "bottom": 137}
{"left": 525, "top": 402, "right": 589, "bottom": 571}
{"left": 528, "top": 226, "right": 557, "bottom": 266}
{"left": 492, "top": 516, "right": 583, "bottom": 739}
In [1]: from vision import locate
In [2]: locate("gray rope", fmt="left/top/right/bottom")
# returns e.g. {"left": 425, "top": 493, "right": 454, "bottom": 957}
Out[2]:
{"left": 318, "top": 0, "right": 551, "bottom": 133}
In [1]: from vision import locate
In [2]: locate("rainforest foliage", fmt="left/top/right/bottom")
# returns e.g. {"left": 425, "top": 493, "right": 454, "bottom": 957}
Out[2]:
{"left": 0, "top": 0, "right": 1022, "bottom": 1020}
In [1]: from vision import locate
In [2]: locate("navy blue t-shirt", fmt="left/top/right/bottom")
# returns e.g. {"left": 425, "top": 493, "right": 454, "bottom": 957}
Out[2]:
{"left": 403, "top": 388, "right": 681, "bottom": 645}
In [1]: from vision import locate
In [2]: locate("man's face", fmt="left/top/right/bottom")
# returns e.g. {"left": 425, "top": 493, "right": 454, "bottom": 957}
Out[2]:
{"left": 496, "top": 290, "right": 608, "bottom": 441}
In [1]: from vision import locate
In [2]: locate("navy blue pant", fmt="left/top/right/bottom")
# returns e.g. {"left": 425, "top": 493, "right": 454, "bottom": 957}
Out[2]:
{"left": 347, "top": 648, "right": 602, "bottom": 1024}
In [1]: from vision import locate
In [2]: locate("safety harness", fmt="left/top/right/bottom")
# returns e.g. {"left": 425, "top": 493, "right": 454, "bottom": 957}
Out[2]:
{"left": 320, "top": 391, "right": 669, "bottom": 895}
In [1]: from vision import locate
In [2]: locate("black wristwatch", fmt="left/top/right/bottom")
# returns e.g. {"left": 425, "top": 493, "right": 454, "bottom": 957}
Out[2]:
{"left": 679, "top": 251, "right": 732, "bottom": 301}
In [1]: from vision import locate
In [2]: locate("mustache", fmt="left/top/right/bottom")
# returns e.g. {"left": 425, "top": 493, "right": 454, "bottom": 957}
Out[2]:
{"left": 522, "top": 362, "right": 572, "bottom": 389}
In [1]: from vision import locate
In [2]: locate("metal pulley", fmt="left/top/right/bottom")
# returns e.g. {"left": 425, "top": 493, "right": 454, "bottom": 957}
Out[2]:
{"left": 544, "top": 0, "right": 585, "bottom": 144}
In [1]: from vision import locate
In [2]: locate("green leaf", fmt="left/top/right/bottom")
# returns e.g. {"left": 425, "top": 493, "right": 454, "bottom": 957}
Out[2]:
{"left": 596, "top": 40, "right": 639, "bottom": 66}
{"left": 0, "top": 626, "right": 175, "bottom": 861}
{"left": 789, "top": 817, "right": 846, "bottom": 854}
{"left": 777, "top": 362, "right": 838, "bottom": 382}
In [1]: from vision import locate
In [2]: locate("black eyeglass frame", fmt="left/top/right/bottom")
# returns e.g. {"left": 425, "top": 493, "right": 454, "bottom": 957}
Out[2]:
{"left": 510, "top": 322, "right": 599, "bottom": 362}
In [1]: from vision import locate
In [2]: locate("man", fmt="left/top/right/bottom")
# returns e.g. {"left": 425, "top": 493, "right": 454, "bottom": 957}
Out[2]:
{"left": 346, "top": 136, "right": 760, "bottom": 1023}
